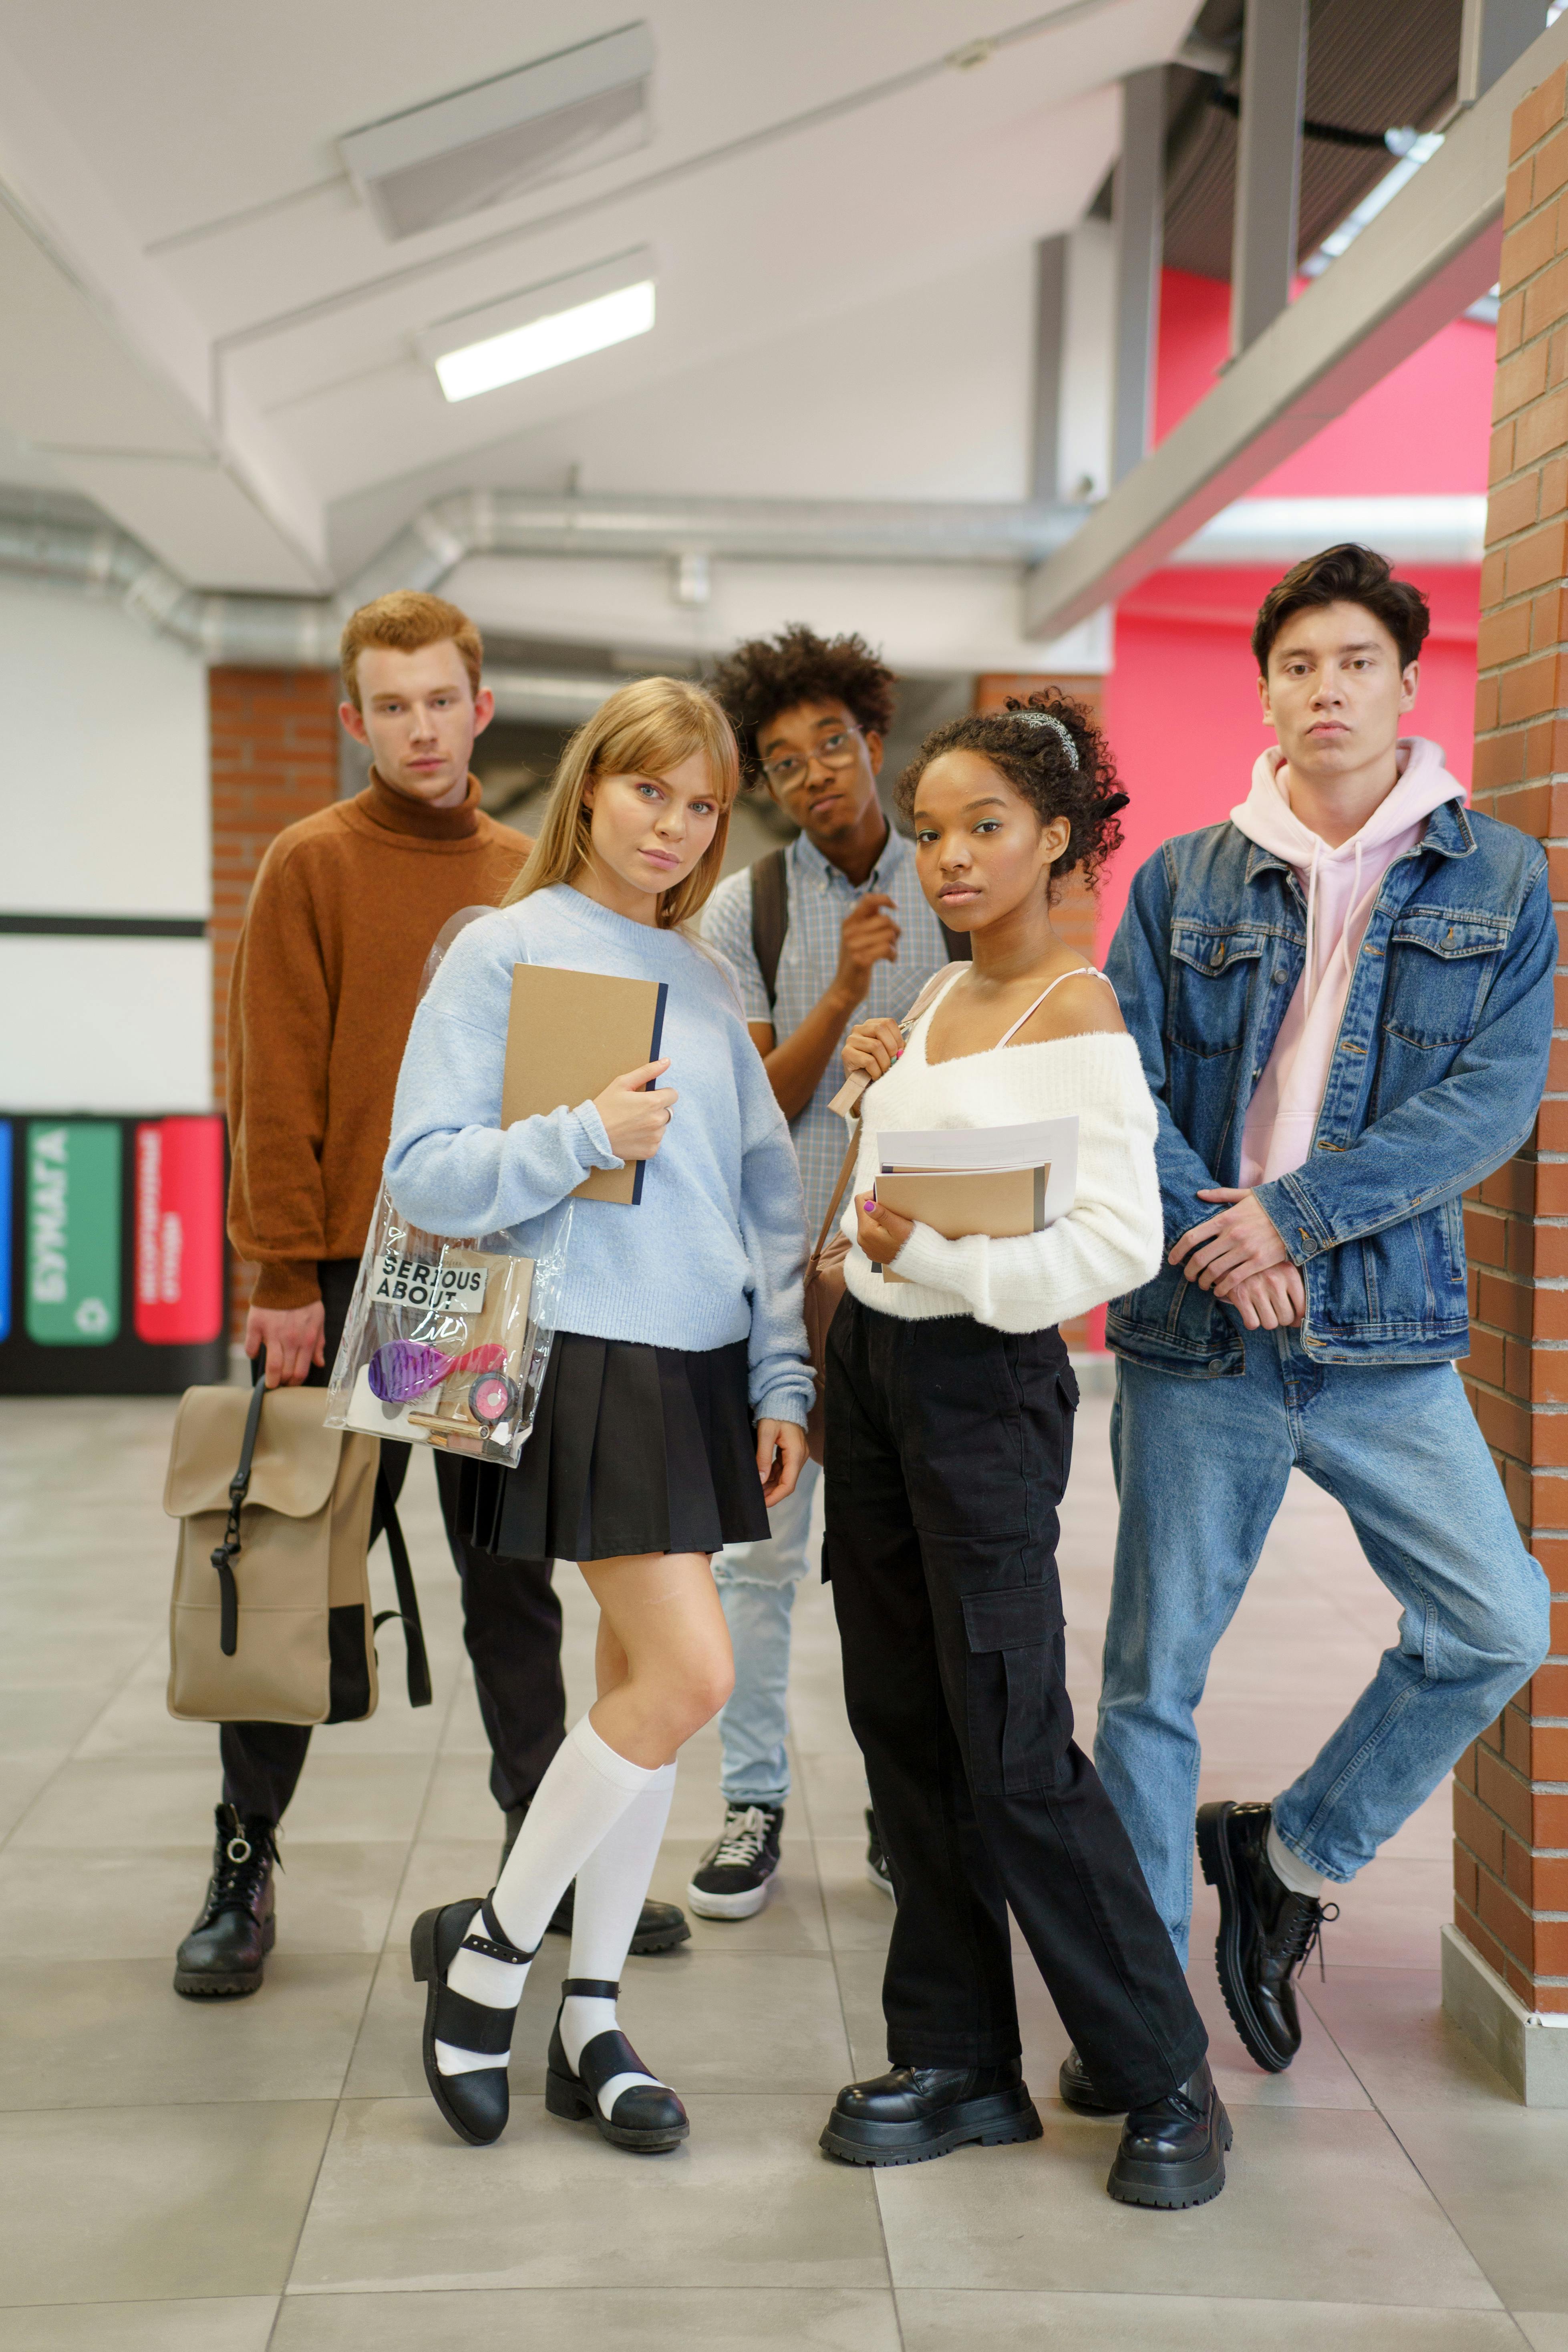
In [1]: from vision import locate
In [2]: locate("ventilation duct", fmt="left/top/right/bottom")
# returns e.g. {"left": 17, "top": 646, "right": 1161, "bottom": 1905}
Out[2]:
{"left": 340, "top": 24, "right": 655, "bottom": 242}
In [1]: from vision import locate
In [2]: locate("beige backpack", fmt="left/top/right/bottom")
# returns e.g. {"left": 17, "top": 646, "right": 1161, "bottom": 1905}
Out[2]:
{"left": 164, "top": 1373, "right": 430, "bottom": 1725}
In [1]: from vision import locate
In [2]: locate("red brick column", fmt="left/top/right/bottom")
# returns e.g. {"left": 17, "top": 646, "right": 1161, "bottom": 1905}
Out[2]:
{"left": 209, "top": 667, "right": 340, "bottom": 1339}
{"left": 1450, "top": 61, "right": 1568, "bottom": 2076}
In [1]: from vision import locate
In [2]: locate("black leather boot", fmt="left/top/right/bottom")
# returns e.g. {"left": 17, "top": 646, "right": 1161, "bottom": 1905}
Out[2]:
{"left": 1058, "top": 2045, "right": 1127, "bottom": 2114}
{"left": 544, "top": 1977, "right": 688, "bottom": 2153}
{"left": 500, "top": 1808, "right": 690, "bottom": 1955}
{"left": 411, "top": 1895, "right": 536, "bottom": 2147}
{"left": 1107, "top": 2060, "right": 1231, "bottom": 2208}
{"left": 820, "top": 2060, "right": 1043, "bottom": 2167}
{"left": 173, "top": 1804, "right": 277, "bottom": 1998}
{"left": 1197, "top": 1800, "right": 1336, "bottom": 2072}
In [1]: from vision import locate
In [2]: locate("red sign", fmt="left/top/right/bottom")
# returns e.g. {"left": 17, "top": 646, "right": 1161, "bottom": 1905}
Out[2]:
{"left": 133, "top": 1118, "right": 225, "bottom": 1345}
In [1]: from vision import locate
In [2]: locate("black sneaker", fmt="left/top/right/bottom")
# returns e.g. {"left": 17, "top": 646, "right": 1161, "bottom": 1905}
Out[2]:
{"left": 686, "top": 1802, "right": 783, "bottom": 1919}
{"left": 173, "top": 1803, "right": 277, "bottom": 1998}
{"left": 499, "top": 1808, "right": 690, "bottom": 1954}
{"left": 864, "top": 1807, "right": 894, "bottom": 1899}
{"left": 1197, "top": 1799, "right": 1336, "bottom": 2073}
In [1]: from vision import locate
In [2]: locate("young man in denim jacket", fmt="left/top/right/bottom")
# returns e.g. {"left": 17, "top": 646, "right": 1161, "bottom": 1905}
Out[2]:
{"left": 1087, "top": 544, "right": 1553, "bottom": 2092}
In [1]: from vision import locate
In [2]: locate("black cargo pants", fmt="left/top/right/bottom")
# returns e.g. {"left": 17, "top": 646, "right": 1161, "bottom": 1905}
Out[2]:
{"left": 823, "top": 1294, "right": 1206, "bottom": 2112}
{"left": 219, "top": 1259, "right": 567, "bottom": 1825}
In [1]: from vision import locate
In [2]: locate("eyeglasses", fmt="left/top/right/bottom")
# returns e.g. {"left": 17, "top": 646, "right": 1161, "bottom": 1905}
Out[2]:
{"left": 757, "top": 726, "right": 864, "bottom": 793}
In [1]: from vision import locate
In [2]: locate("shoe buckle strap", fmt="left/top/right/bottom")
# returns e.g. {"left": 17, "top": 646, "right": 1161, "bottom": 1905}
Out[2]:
{"left": 563, "top": 1977, "right": 620, "bottom": 1999}
{"left": 459, "top": 1894, "right": 537, "bottom": 1966}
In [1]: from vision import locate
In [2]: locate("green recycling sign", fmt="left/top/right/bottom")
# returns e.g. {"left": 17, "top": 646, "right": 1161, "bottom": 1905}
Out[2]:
{"left": 25, "top": 1123, "right": 121, "bottom": 1346}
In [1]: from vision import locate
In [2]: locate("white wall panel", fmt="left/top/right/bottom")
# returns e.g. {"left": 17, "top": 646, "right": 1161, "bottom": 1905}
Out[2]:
{"left": 0, "top": 576, "right": 209, "bottom": 916}
{"left": 0, "top": 937, "right": 211, "bottom": 1112}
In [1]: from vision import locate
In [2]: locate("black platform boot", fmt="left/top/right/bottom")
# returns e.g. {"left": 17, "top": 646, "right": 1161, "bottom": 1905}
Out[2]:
{"left": 1197, "top": 1800, "right": 1336, "bottom": 2072}
{"left": 820, "top": 2060, "right": 1043, "bottom": 2167}
{"left": 1057, "top": 2046, "right": 1127, "bottom": 2115}
{"left": 410, "top": 1895, "right": 536, "bottom": 2147}
{"left": 501, "top": 1808, "right": 690, "bottom": 1955}
{"left": 1107, "top": 2059, "right": 1231, "bottom": 2209}
{"left": 544, "top": 1977, "right": 689, "bottom": 2153}
{"left": 173, "top": 1804, "right": 277, "bottom": 1999}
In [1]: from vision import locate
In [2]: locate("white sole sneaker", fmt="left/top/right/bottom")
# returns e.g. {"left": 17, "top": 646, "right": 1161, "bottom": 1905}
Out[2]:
{"left": 685, "top": 1872, "right": 777, "bottom": 1920}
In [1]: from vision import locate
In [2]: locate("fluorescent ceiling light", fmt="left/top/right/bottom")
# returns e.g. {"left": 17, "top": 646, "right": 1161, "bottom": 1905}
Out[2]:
{"left": 435, "top": 280, "right": 655, "bottom": 401}
{"left": 340, "top": 23, "right": 654, "bottom": 242}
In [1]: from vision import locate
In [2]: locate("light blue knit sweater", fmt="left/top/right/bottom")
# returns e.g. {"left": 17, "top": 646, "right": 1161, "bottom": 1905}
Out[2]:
{"left": 385, "top": 884, "right": 813, "bottom": 1427}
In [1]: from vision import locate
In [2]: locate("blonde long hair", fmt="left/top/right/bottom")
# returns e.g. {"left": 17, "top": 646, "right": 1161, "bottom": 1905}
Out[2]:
{"left": 502, "top": 677, "right": 740, "bottom": 928}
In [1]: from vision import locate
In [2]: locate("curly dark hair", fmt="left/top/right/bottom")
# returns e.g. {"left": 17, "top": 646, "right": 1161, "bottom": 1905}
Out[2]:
{"left": 707, "top": 623, "right": 896, "bottom": 783}
{"left": 1252, "top": 543, "right": 1430, "bottom": 674}
{"left": 895, "top": 691, "right": 1129, "bottom": 898}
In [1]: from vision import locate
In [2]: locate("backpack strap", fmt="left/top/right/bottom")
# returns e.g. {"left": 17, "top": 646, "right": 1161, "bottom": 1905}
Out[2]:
{"left": 370, "top": 1460, "right": 433, "bottom": 1709}
{"left": 749, "top": 846, "right": 790, "bottom": 1013}
{"left": 211, "top": 1349, "right": 270, "bottom": 1657}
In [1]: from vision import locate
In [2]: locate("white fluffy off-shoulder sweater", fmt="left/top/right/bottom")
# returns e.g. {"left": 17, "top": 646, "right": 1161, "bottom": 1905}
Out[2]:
{"left": 839, "top": 977, "right": 1164, "bottom": 1333}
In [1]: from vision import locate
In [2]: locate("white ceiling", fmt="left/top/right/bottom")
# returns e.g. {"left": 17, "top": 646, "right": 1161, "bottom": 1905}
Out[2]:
{"left": 0, "top": 0, "right": 1198, "bottom": 593}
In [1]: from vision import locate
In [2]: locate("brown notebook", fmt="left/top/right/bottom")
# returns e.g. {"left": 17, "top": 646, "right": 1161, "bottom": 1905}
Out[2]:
{"left": 874, "top": 1165, "right": 1046, "bottom": 1283}
{"left": 501, "top": 965, "right": 668, "bottom": 1206}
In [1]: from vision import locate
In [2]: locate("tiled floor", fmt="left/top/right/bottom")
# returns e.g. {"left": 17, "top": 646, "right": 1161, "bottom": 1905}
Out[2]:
{"left": 1, "top": 1390, "right": 1563, "bottom": 2350}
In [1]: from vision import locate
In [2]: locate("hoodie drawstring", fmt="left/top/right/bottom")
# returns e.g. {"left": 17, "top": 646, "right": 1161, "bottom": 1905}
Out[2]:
{"left": 1302, "top": 840, "right": 1321, "bottom": 1015}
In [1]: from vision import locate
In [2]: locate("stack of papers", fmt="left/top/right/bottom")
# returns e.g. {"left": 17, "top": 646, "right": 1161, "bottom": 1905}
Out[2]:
{"left": 871, "top": 1118, "right": 1078, "bottom": 1281}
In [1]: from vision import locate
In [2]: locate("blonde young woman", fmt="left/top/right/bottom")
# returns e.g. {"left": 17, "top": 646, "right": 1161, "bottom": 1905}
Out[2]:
{"left": 385, "top": 678, "right": 811, "bottom": 2152}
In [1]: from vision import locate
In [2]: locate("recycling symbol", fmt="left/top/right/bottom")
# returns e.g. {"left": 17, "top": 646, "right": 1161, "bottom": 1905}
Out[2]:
{"left": 73, "top": 1297, "right": 111, "bottom": 1336}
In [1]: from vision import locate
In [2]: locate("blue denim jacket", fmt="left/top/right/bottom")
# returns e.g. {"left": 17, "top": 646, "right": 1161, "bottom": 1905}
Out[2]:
{"left": 1103, "top": 801, "right": 1553, "bottom": 1374}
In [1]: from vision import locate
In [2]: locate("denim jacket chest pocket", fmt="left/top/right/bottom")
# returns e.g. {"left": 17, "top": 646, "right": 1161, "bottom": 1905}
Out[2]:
{"left": 1166, "top": 923, "right": 1270, "bottom": 1058}
{"left": 1379, "top": 910, "right": 1510, "bottom": 1049}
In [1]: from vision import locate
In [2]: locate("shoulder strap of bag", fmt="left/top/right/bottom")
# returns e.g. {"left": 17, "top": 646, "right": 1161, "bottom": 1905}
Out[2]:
{"left": 809, "top": 959, "right": 966, "bottom": 1269}
{"left": 370, "top": 1462, "right": 433, "bottom": 1709}
{"left": 749, "top": 846, "right": 790, "bottom": 1012}
{"left": 210, "top": 1353, "right": 269, "bottom": 1659}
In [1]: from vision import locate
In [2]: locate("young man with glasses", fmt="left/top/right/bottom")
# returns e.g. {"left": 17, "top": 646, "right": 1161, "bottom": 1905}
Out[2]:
{"left": 697, "top": 625, "right": 963, "bottom": 1916}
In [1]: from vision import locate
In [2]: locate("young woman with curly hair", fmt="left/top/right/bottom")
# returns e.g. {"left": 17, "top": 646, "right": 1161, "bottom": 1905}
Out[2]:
{"left": 816, "top": 694, "right": 1230, "bottom": 2209}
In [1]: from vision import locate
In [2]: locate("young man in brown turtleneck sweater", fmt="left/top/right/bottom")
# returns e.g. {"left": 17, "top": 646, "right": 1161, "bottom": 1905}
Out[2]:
{"left": 176, "top": 590, "right": 689, "bottom": 1996}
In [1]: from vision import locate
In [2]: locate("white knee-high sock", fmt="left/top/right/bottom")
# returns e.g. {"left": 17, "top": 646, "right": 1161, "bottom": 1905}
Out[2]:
{"left": 435, "top": 1714, "right": 652, "bottom": 2077}
{"left": 562, "top": 1763, "right": 677, "bottom": 2117}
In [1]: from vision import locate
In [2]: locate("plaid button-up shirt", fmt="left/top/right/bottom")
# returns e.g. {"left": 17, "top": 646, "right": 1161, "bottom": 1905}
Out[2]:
{"left": 702, "top": 826, "right": 954, "bottom": 1238}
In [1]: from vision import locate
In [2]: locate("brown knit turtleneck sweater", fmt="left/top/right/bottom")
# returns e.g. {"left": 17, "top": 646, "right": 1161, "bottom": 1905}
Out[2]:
{"left": 227, "top": 771, "right": 531, "bottom": 1310}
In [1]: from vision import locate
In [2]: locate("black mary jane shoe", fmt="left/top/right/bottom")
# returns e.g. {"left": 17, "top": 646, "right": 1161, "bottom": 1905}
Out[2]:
{"left": 819, "top": 2060, "right": 1043, "bottom": 2167}
{"left": 544, "top": 1976, "right": 689, "bottom": 2154}
{"left": 1057, "top": 2045, "right": 1127, "bottom": 2115}
{"left": 1107, "top": 2060, "right": 1232, "bottom": 2209}
{"left": 410, "top": 1895, "right": 536, "bottom": 2147}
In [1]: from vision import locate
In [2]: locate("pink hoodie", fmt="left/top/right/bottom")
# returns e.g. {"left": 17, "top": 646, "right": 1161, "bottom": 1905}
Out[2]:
{"left": 1233, "top": 737, "right": 1465, "bottom": 1187}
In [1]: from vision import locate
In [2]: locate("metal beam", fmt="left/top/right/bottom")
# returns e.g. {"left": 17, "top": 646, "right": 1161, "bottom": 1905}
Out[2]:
{"left": 1230, "top": 0, "right": 1308, "bottom": 356}
{"left": 1459, "top": 0, "right": 1554, "bottom": 105}
{"left": 1031, "top": 236, "right": 1068, "bottom": 501}
{"left": 1111, "top": 68, "right": 1165, "bottom": 484}
{"left": 1021, "top": 11, "right": 1568, "bottom": 641}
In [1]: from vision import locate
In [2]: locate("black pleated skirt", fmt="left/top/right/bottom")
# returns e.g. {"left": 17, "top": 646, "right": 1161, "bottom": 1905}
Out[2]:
{"left": 453, "top": 1331, "right": 770, "bottom": 1564}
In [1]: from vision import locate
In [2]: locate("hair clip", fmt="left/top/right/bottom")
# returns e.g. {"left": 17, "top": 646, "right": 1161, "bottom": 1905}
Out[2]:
{"left": 368, "top": 1337, "right": 509, "bottom": 1404}
{"left": 1015, "top": 709, "right": 1079, "bottom": 769}
{"left": 1103, "top": 790, "right": 1130, "bottom": 815}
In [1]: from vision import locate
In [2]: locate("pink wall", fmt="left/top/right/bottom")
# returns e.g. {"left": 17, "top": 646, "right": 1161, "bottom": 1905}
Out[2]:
{"left": 1093, "top": 270, "right": 1494, "bottom": 959}
{"left": 1153, "top": 268, "right": 1493, "bottom": 492}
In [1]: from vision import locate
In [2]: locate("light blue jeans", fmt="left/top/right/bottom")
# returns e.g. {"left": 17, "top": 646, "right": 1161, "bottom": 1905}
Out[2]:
{"left": 1096, "top": 1335, "right": 1549, "bottom": 1967}
{"left": 713, "top": 1458, "right": 821, "bottom": 1806}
